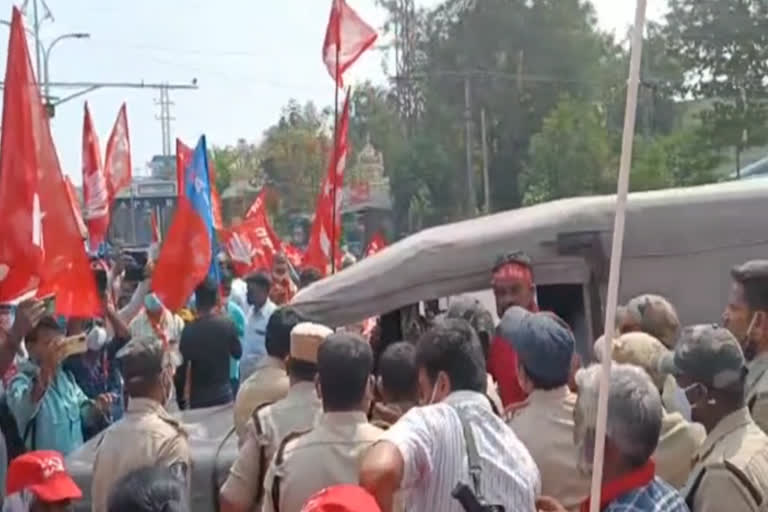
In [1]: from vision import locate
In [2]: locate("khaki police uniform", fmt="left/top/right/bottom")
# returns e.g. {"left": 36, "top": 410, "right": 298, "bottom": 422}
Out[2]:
{"left": 262, "top": 412, "right": 383, "bottom": 512}
{"left": 221, "top": 382, "right": 321, "bottom": 510}
{"left": 509, "top": 387, "right": 589, "bottom": 511}
{"left": 234, "top": 356, "right": 289, "bottom": 442}
{"left": 656, "top": 410, "right": 706, "bottom": 489}
{"left": 91, "top": 398, "right": 189, "bottom": 512}
{"left": 684, "top": 407, "right": 768, "bottom": 512}
{"left": 746, "top": 352, "right": 768, "bottom": 435}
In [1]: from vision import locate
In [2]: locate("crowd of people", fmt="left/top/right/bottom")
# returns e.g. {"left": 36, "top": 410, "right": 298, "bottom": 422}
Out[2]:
{"left": 0, "top": 246, "right": 766, "bottom": 512}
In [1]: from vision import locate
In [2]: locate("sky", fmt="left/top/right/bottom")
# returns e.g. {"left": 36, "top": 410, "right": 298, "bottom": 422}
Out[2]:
{"left": 0, "top": 0, "right": 668, "bottom": 185}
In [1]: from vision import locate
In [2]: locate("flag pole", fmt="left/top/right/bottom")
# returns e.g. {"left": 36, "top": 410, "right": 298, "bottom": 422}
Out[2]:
{"left": 330, "top": 34, "right": 341, "bottom": 275}
{"left": 588, "top": 1, "right": 647, "bottom": 511}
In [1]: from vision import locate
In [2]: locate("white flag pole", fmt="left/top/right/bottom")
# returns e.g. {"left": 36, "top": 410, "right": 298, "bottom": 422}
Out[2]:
{"left": 588, "top": 1, "right": 648, "bottom": 511}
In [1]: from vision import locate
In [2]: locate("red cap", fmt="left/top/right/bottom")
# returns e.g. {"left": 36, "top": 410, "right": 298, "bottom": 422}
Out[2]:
{"left": 301, "top": 485, "right": 381, "bottom": 512}
{"left": 6, "top": 451, "right": 82, "bottom": 503}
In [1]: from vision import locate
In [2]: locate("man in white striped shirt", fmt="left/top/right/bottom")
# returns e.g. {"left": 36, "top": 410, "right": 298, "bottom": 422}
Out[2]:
{"left": 360, "top": 318, "right": 541, "bottom": 512}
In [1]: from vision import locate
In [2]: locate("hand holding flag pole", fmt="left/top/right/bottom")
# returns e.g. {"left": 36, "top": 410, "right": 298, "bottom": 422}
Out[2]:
{"left": 588, "top": 2, "right": 647, "bottom": 511}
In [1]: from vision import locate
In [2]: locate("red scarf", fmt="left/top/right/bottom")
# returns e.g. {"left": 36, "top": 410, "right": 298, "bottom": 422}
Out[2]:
{"left": 147, "top": 309, "right": 170, "bottom": 349}
{"left": 580, "top": 460, "right": 655, "bottom": 512}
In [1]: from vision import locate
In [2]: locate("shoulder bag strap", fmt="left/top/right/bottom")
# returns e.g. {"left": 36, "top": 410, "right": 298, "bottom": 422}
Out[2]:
{"left": 454, "top": 407, "right": 484, "bottom": 500}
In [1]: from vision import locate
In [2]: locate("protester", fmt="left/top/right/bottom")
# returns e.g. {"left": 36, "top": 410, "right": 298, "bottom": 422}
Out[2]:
{"left": 263, "top": 332, "right": 381, "bottom": 512}
{"left": 299, "top": 268, "right": 322, "bottom": 290}
{"left": 568, "top": 363, "right": 688, "bottom": 512}
{"left": 593, "top": 332, "right": 706, "bottom": 489}
{"left": 0, "top": 300, "right": 45, "bottom": 380}
{"left": 221, "top": 269, "right": 247, "bottom": 395}
{"left": 507, "top": 312, "right": 590, "bottom": 511}
{"left": 233, "top": 308, "right": 303, "bottom": 440}
{"left": 91, "top": 335, "right": 190, "bottom": 512}
{"left": 222, "top": 321, "right": 330, "bottom": 512}
{"left": 370, "top": 342, "right": 419, "bottom": 429}
{"left": 486, "top": 251, "right": 539, "bottom": 407}
{"left": 129, "top": 292, "right": 184, "bottom": 354}
{"left": 107, "top": 465, "right": 189, "bottom": 512}
{"left": 6, "top": 316, "right": 110, "bottom": 455}
{"left": 661, "top": 324, "right": 768, "bottom": 511}
{"left": 270, "top": 253, "right": 298, "bottom": 306}
{"left": 723, "top": 260, "right": 768, "bottom": 433}
{"left": 176, "top": 279, "right": 242, "bottom": 408}
{"left": 360, "top": 318, "right": 540, "bottom": 512}
{"left": 240, "top": 272, "right": 276, "bottom": 381}
{"left": 301, "top": 485, "right": 381, "bottom": 512}
{"left": 4, "top": 450, "right": 82, "bottom": 512}
{"left": 618, "top": 294, "right": 681, "bottom": 349}
{"left": 443, "top": 296, "right": 504, "bottom": 414}
{"left": 63, "top": 323, "right": 126, "bottom": 439}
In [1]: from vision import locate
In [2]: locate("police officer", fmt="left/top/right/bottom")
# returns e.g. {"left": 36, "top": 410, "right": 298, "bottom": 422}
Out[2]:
{"left": 723, "top": 260, "right": 768, "bottom": 433}
{"left": 221, "top": 322, "right": 331, "bottom": 512}
{"left": 661, "top": 324, "right": 768, "bottom": 512}
{"left": 91, "top": 335, "right": 190, "bottom": 512}
{"left": 263, "top": 332, "right": 382, "bottom": 512}
{"left": 508, "top": 312, "right": 589, "bottom": 511}
{"left": 233, "top": 309, "right": 302, "bottom": 441}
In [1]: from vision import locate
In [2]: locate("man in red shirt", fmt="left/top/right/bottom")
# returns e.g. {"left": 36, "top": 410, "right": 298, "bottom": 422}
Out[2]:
{"left": 487, "top": 251, "right": 539, "bottom": 408}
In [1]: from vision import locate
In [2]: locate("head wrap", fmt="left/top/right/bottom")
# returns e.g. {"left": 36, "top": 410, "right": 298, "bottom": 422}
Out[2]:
{"left": 491, "top": 262, "right": 533, "bottom": 287}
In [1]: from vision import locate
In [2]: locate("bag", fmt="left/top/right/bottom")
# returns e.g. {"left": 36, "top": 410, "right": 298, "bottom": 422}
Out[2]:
{"left": 0, "top": 394, "right": 35, "bottom": 461}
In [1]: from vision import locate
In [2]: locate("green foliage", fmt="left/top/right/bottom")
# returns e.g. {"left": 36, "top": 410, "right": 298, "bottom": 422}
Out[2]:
{"left": 664, "top": 0, "right": 768, "bottom": 171}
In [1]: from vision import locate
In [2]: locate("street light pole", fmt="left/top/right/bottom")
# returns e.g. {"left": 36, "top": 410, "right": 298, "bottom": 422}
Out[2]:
{"left": 43, "top": 33, "right": 90, "bottom": 104}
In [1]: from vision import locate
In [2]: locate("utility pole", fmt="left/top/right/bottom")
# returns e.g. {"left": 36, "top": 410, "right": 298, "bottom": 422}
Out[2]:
{"left": 464, "top": 75, "right": 475, "bottom": 217}
{"left": 155, "top": 84, "right": 175, "bottom": 158}
{"left": 481, "top": 107, "right": 490, "bottom": 214}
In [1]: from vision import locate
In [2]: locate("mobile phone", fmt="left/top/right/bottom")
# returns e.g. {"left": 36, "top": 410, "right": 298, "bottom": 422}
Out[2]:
{"left": 59, "top": 334, "right": 88, "bottom": 359}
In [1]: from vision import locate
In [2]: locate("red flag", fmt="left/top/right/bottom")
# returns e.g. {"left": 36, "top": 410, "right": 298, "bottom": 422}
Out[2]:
{"left": 150, "top": 210, "right": 161, "bottom": 244}
{"left": 176, "top": 139, "right": 193, "bottom": 197}
{"left": 103, "top": 103, "right": 132, "bottom": 203}
{"left": 0, "top": 8, "right": 100, "bottom": 316}
{"left": 244, "top": 188, "right": 268, "bottom": 220}
{"left": 221, "top": 213, "right": 278, "bottom": 277}
{"left": 364, "top": 232, "right": 387, "bottom": 258}
{"left": 207, "top": 155, "right": 224, "bottom": 230}
{"left": 244, "top": 188, "right": 283, "bottom": 253}
{"left": 153, "top": 138, "right": 216, "bottom": 311}
{"left": 81, "top": 102, "right": 109, "bottom": 250}
{"left": 64, "top": 176, "right": 88, "bottom": 240}
{"left": 322, "top": 0, "right": 378, "bottom": 86}
{"left": 303, "top": 91, "right": 351, "bottom": 275}
{"left": 284, "top": 244, "right": 304, "bottom": 268}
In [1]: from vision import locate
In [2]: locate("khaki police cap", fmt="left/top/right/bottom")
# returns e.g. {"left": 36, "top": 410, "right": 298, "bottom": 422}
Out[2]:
{"left": 290, "top": 322, "right": 333, "bottom": 363}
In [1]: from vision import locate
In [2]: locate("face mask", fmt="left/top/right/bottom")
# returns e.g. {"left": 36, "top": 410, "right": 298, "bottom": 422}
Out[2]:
{"left": 144, "top": 293, "right": 163, "bottom": 314}
{"left": 86, "top": 326, "right": 108, "bottom": 351}
{"left": 422, "top": 378, "right": 441, "bottom": 406}
{"left": 743, "top": 314, "right": 760, "bottom": 361}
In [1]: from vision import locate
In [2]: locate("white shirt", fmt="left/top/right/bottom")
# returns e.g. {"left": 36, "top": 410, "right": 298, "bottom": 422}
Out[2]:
{"left": 383, "top": 390, "right": 540, "bottom": 512}
{"left": 240, "top": 300, "right": 277, "bottom": 381}
{"left": 230, "top": 278, "right": 249, "bottom": 313}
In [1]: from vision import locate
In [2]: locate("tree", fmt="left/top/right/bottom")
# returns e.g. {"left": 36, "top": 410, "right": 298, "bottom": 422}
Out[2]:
{"left": 664, "top": 0, "right": 768, "bottom": 174}
{"left": 258, "top": 101, "right": 331, "bottom": 214}
{"left": 523, "top": 95, "right": 614, "bottom": 205}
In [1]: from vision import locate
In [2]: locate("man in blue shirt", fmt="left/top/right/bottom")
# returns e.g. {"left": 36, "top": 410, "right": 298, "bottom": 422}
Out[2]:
{"left": 240, "top": 272, "right": 276, "bottom": 382}
{"left": 7, "top": 316, "right": 111, "bottom": 455}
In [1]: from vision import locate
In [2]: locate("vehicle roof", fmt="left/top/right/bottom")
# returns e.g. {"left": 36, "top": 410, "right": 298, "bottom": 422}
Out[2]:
{"left": 292, "top": 178, "right": 768, "bottom": 327}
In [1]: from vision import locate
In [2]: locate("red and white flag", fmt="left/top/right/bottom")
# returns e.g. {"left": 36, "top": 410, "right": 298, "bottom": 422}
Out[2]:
{"left": 221, "top": 213, "right": 278, "bottom": 277}
{"left": 322, "top": 0, "right": 377, "bottom": 86}
{"left": 245, "top": 188, "right": 268, "bottom": 220}
{"left": 150, "top": 210, "right": 161, "bottom": 244}
{"left": 303, "top": 90, "right": 351, "bottom": 275}
{"left": 176, "top": 138, "right": 193, "bottom": 196}
{"left": 64, "top": 176, "right": 88, "bottom": 240}
{"left": 365, "top": 231, "right": 387, "bottom": 258}
{"left": 81, "top": 102, "right": 110, "bottom": 250}
{"left": 0, "top": 8, "right": 100, "bottom": 316}
{"left": 103, "top": 103, "right": 132, "bottom": 202}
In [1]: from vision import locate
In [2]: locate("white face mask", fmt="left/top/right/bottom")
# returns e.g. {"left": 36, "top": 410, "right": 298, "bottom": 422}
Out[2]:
{"left": 86, "top": 326, "right": 108, "bottom": 351}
